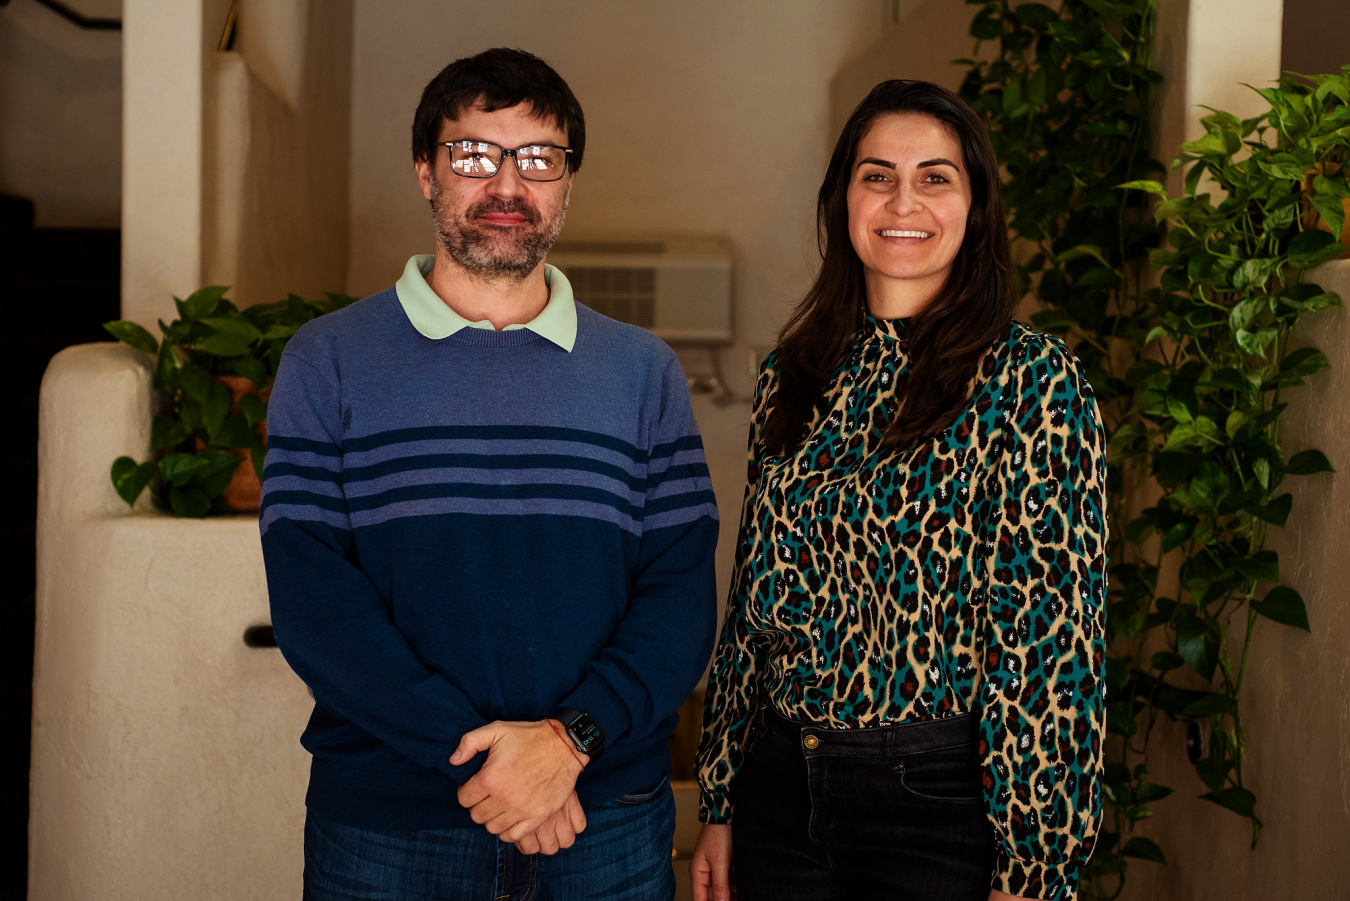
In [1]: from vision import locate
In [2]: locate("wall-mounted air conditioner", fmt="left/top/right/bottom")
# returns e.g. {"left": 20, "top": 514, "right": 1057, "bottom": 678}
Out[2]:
{"left": 547, "top": 238, "right": 733, "bottom": 344}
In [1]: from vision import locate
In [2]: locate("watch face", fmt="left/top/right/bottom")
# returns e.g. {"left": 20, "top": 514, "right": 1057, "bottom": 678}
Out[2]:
{"left": 568, "top": 713, "right": 603, "bottom": 752}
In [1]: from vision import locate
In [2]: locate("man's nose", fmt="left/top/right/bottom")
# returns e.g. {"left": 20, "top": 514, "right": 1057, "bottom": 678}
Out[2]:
{"left": 486, "top": 155, "right": 530, "bottom": 197}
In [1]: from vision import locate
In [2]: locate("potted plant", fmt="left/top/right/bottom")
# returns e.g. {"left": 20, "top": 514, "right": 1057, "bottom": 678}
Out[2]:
{"left": 103, "top": 286, "right": 355, "bottom": 517}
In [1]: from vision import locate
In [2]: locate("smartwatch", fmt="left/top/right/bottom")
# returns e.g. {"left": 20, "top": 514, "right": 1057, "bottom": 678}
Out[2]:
{"left": 552, "top": 706, "right": 605, "bottom": 761}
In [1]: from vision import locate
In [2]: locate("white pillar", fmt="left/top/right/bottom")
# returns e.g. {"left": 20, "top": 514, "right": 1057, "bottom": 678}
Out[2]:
{"left": 1154, "top": 0, "right": 1285, "bottom": 194}
{"left": 120, "top": 0, "right": 207, "bottom": 329}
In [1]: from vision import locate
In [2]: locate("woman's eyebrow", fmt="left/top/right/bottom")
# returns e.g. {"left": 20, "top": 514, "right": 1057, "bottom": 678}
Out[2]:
{"left": 856, "top": 156, "right": 961, "bottom": 171}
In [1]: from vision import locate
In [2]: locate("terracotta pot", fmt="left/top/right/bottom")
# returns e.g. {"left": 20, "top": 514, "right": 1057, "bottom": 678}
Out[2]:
{"left": 193, "top": 375, "right": 272, "bottom": 513}
{"left": 1302, "top": 161, "right": 1350, "bottom": 259}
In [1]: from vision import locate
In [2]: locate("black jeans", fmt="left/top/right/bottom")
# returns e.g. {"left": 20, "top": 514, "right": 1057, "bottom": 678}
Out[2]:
{"left": 732, "top": 705, "right": 996, "bottom": 901}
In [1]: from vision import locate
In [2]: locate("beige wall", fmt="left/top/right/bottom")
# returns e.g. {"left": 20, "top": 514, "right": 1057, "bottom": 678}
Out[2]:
{"left": 0, "top": 0, "right": 122, "bottom": 227}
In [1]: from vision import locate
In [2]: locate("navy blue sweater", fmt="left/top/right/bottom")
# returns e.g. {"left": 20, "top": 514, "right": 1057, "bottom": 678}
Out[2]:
{"left": 260, "top": 288, "right": 720, "bottom": 830}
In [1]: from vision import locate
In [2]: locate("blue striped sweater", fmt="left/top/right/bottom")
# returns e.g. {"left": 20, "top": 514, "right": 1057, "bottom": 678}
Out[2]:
{"left": 260, "top": 287, "right": 720, "bottom": 830}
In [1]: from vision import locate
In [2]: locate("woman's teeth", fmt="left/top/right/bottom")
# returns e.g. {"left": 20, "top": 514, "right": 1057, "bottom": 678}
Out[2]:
{"left": 880, "top": 230, "right": 933, "bottom": 238}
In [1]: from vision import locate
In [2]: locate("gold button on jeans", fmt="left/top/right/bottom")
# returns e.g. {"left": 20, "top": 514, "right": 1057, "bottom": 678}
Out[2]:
{"left": 803, "top": 735, "right": 820, "bottom": 749}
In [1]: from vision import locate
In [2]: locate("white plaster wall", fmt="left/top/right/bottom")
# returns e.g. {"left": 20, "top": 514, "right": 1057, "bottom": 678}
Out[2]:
{"left": 29, "top": 343, "right": 313, "bottom": 901}
{"left": 0, "top": 0, "right": 123, "bottom": 226}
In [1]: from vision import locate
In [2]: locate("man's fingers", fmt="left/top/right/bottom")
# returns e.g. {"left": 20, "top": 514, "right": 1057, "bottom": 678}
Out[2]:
{"left": 514, "top": 832, "right": 541, "bottom": 855}
{"left": 564, "top": 792, "right": 586, "bottom": 834}
{"left": 463, "top": 790, "right": 503, "bottom": 823}
{"left": 551, "top": 810, "right": 576, "bottom": 850}
{"left": 500, "top": 814, "right": 546, "bottom": 844}
{"left": 457, "top": 774, "right": 491, "bottom": 810}
{"left": 482, "top": 810, "right": 520, "bottom": 836}
{"left": 535, "top": 823, "right": 562, "bottom": 856}
{"left": 449, "top": 723, "right": 499, "bottom": 766}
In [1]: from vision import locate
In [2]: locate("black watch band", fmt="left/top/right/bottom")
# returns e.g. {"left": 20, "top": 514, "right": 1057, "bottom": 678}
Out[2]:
{"left": 552, "top": 706, "right": 605, "bottom": 761}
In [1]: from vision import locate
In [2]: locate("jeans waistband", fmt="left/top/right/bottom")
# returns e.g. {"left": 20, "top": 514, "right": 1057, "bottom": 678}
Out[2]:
{"left": 759, "top": 703, "right": 979, "bottom": 759}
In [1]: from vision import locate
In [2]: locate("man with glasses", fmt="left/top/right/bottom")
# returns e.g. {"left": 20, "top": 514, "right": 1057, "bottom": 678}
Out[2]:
{"left": 260, "top": 47, "right": 719, "bottom": 900}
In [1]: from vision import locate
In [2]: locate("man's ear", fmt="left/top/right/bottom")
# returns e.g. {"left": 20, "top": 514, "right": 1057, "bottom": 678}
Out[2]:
{"left": 415, "top": 157, "right": 435, "bottom": 201}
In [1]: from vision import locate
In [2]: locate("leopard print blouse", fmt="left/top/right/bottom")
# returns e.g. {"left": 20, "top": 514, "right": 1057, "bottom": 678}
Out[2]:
{"left": 695, "top": 315, "right": 1107, "bottom": 900}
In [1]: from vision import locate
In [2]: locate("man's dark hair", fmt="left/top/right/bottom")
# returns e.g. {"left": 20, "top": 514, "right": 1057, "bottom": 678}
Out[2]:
{"left": 411, "top": 47, "right": 585, "bottom": 173}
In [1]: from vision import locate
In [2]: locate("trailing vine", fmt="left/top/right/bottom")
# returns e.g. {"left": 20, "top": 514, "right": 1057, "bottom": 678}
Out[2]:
{"left": 962, "top": 1, "right": 1348, "bottom": 896}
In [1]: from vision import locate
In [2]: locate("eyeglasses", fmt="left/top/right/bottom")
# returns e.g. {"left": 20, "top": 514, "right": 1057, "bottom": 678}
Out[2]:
{"left": 438, "top": 140, "right": 573, "bottom": 182}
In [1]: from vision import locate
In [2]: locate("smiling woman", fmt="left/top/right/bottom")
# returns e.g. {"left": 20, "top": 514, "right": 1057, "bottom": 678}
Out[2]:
{"left": 690, "top": 81, "right": 1108, "bottom": 901}
{"left": 847, "top": 113, "right": 973, "bottom": 319}
{"left": 761, "top": 80, "right": 1017, "bottom": 455}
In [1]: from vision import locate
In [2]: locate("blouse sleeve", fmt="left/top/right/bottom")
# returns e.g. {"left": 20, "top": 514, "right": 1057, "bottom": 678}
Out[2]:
{"left": 979, "top": 336, "right": 1108, "bottom": 901}
{"left": 694, "top": 354, "right": 777, "bottom": 824}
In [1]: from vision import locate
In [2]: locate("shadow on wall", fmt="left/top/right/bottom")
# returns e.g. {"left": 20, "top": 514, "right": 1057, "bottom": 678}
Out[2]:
{"left": 830, "top": 0, "right": 994, "bottom": 137}
{"left": 1281, "top": 0, "right": 1350, "bottom": 77}
{"left": 203, "top": 0, "right": 353, "bottom": 310}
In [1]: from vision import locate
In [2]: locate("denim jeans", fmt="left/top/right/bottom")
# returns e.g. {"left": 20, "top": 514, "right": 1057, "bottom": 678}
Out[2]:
{"left": 303, "top": 778, "right": 675, "bottom": 901}
{"left": 731, "top": 706, "right": 996, "bottom": 901}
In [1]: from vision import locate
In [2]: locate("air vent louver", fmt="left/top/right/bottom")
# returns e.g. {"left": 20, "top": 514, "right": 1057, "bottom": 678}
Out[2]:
{"left": 548, "top": 238, "right": 733, "bottom": 344}
{"left": 561, "top": 266, "right": 657, "bottom": 328}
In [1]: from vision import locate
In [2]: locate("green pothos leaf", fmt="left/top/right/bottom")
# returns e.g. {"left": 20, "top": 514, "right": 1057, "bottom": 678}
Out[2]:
{"left": 1285, "top": 449, "right": 1334, "bottom": 475}
{"left": 1201, "top": 787, "right": 1257, "bottom": 818}
{"left": 1251, "top": 586, "right": 1310, "bottom": 630}
{"left": 103, "top": 320, "right": 158, "bottom": 354}
{"left": 1236, "top": 328, "right": 1278, "bottom": 356}
{"left": 1289, "top": 230, "right": 1346, "bottom": 268}
{"left": 110, "top": 457, "right": 157, "bottom": 507}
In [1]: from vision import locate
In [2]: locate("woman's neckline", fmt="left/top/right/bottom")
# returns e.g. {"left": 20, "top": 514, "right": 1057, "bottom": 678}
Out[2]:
{"left": 863, "top": 313, "right": 911, "bottom": 342}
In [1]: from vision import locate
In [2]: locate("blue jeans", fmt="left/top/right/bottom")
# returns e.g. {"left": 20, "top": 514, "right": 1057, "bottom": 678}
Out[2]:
{"left": 303, "top": 778, "right": 676, "bottom": 901}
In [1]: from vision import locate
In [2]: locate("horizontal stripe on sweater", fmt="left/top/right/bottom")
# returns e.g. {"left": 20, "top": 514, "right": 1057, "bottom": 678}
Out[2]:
{"left": 265, "top": 453, "right": 710, "bottom": 494}
{"left": 268, "top": 425, "right": 703, "bottom": 465}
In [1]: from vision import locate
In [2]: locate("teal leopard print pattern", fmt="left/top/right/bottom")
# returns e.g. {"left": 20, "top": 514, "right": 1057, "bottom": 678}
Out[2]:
{"left": 695, "top": 316, "right": 1107, "bottom": 901}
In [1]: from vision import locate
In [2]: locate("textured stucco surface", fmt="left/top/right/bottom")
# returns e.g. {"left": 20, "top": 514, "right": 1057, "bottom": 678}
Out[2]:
{"left": 30, "top": 343, "right": 312, "bottom": 901}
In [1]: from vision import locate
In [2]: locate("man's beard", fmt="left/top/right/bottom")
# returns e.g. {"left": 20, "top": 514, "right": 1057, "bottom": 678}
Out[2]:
{"left": 429, "top": 174, "right": 568, "bottom": 281}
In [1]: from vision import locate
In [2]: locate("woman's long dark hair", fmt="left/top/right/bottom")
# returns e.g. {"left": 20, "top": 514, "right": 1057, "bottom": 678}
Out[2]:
{"left": 760, "top": 80, "right": 1016, "bottom": 456}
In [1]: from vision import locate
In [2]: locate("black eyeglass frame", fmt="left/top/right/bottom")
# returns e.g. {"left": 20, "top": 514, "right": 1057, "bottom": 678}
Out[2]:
{"left": 437, "top": 140, "right": 574, "bottom": 183}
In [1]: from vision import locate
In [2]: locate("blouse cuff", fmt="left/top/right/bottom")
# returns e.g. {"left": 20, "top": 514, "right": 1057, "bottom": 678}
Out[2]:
{"left": 993, "top": 852, "right": 1079, "bottom": 901}
{"left": 698, "top": 789, "right": 733, "bottom": 825}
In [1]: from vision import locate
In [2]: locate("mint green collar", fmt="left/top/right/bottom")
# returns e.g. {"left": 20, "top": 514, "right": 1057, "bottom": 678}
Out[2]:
{"left": 395, "top": 254, "right": 577, "bottom": 352}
